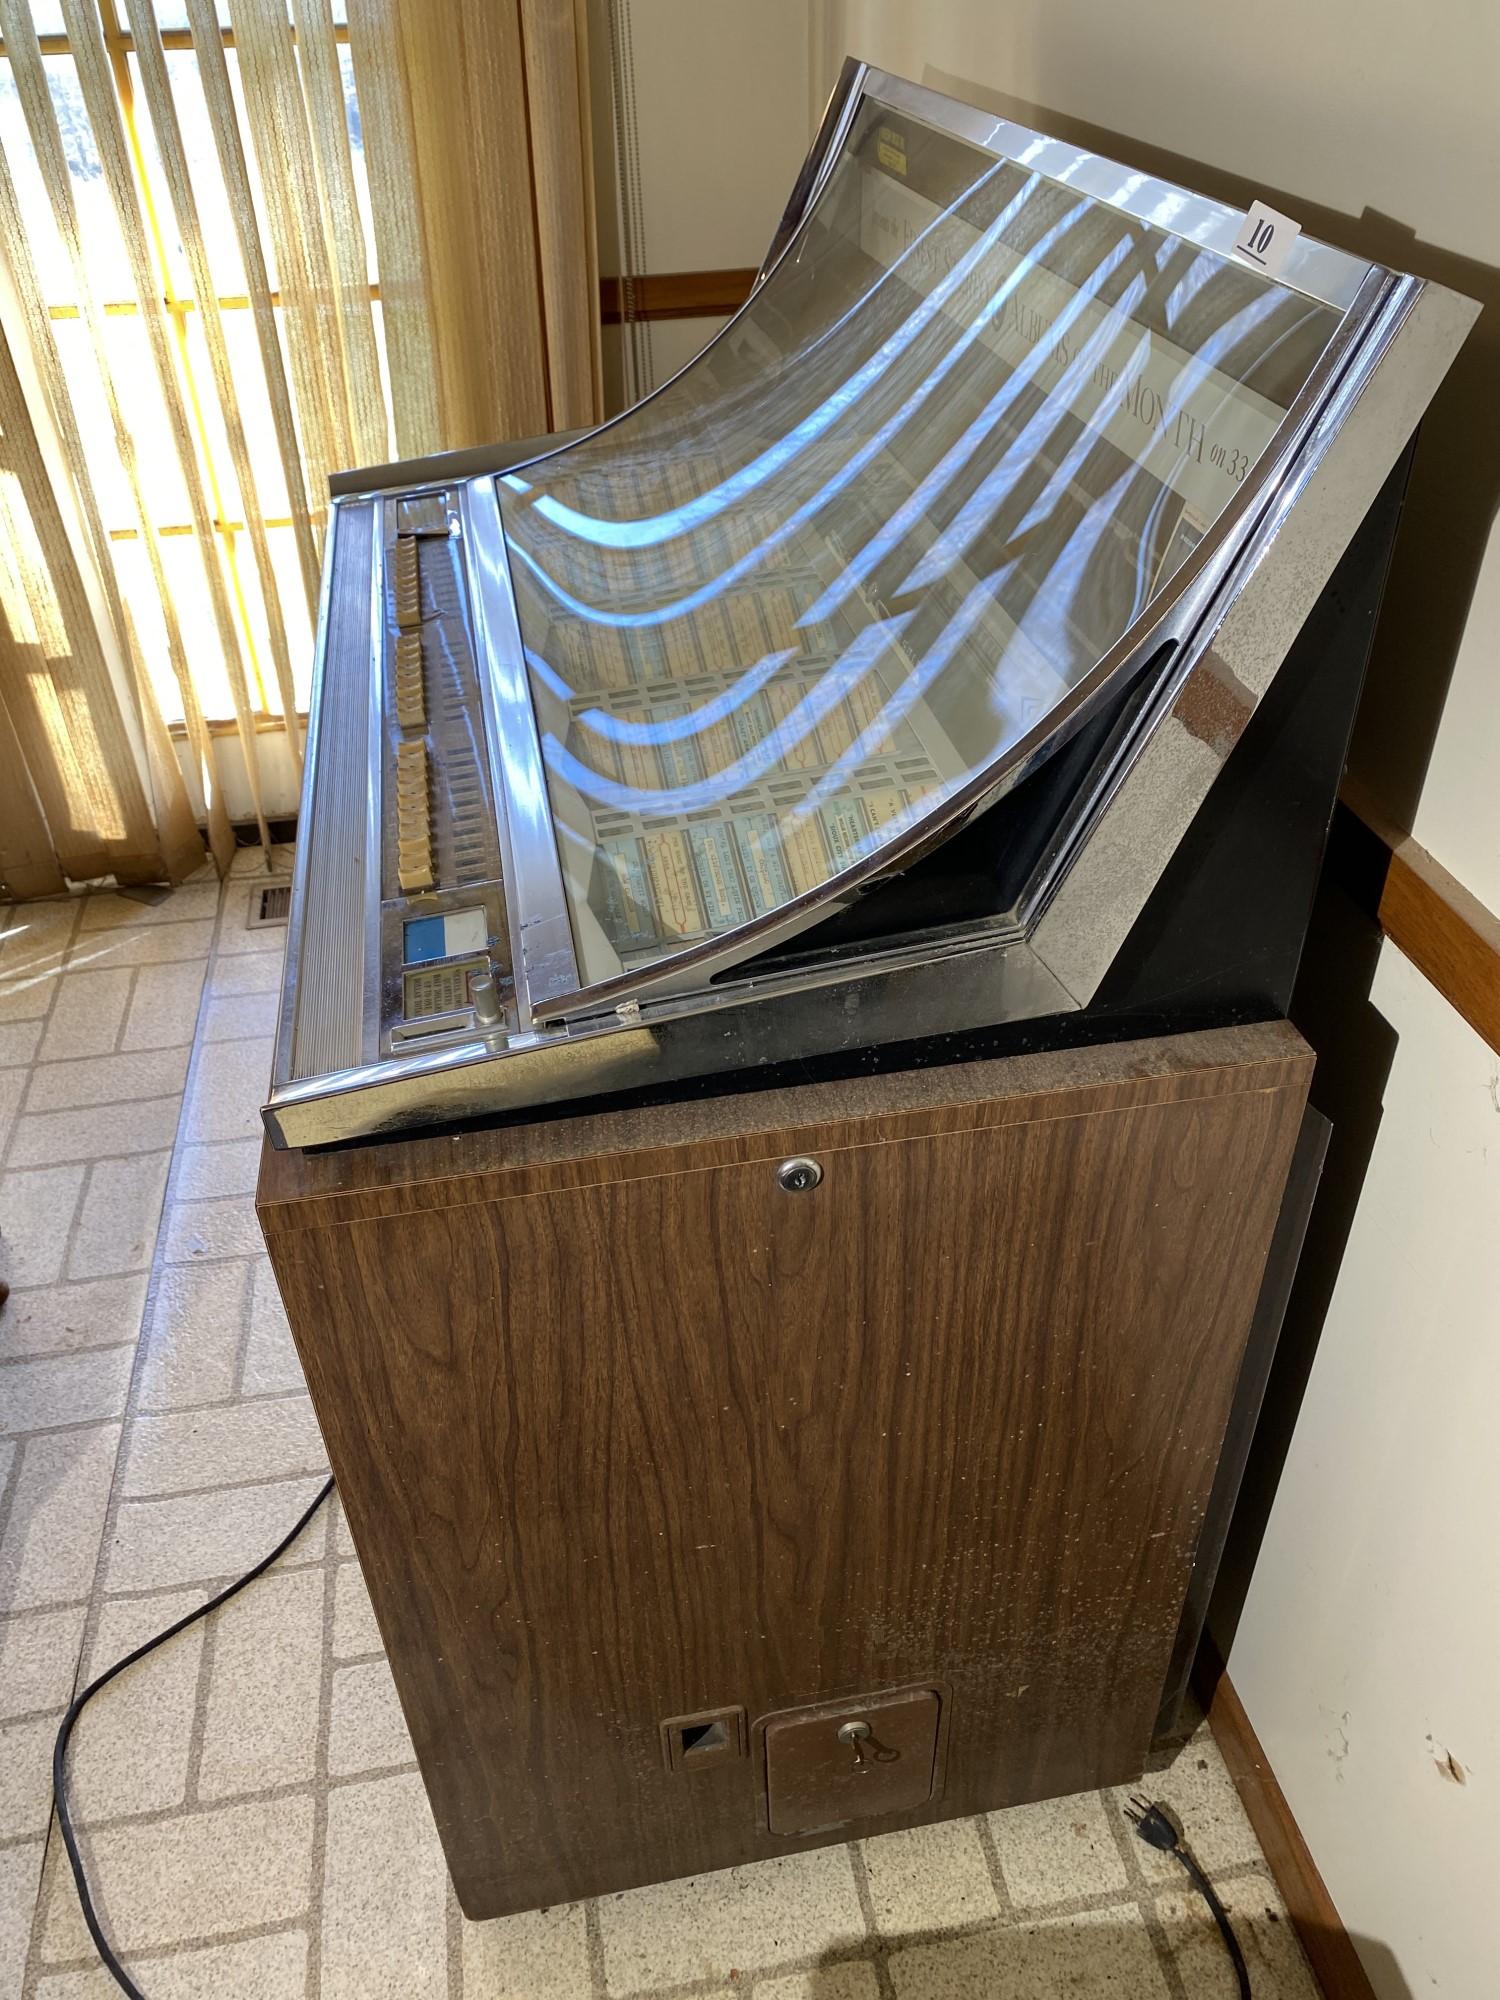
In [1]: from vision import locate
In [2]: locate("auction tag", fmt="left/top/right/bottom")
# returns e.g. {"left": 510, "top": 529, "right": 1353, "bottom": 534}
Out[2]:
{"left": 1232, "top": 199, "right": 1301, "bottom": 278}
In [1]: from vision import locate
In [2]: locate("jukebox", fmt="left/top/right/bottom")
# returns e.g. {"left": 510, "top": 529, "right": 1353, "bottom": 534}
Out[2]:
{"left": 256, "top": 64, "right": 1475, "bottom": 1915}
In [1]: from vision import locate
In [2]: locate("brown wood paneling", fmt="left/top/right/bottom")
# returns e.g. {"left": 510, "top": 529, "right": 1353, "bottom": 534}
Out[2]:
{"left": 599, "top": 267, "right": 756, "bottom": 324}
{"left": 258, "top": 1020, "right": 1309, "bottom": 1230}
{"left": 1202, "top": 1652, "right": 1378, "bottom": 2000}
{"left": 260, "top": 1023, "right": 1311, "bottom": 1916}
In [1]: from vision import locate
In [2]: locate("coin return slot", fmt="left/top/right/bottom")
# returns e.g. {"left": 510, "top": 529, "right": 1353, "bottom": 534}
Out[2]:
{"left": 661, "top": 1707, "right": 745, "bottom": 1773}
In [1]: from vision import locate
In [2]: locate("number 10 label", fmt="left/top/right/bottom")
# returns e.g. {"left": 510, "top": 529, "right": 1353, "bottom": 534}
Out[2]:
{"left": 1233, "top": 199, "right": 1302, "bottom": 279}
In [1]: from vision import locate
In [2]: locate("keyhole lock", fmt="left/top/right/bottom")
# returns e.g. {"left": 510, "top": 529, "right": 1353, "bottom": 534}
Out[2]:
{"left": 837, "top": 1717, "right": 898, "bottom": 1772}
{"left": 776, "top": 1156, "right": 823, "bottom": 1194}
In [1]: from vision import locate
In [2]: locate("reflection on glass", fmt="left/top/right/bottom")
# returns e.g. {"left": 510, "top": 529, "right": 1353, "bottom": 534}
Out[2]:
{"left": 499, "top": 101, "right": 1339, "bottom": 992}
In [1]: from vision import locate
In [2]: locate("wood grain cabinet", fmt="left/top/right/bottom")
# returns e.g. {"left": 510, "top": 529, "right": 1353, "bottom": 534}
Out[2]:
{"left": 258, "top": 1021, "right": 1310, "bottom": 1916}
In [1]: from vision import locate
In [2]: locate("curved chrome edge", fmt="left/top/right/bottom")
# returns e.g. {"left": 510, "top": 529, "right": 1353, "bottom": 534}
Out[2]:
{"left": 860, "top": 70, "right": 1374, "bottom": 311}
{"left": 1031, "top": 271, "right": 1480, "bottom": 1002}
{"left": 759, "top": 56, "right": 870, "bottom": 281}
{"left": 526, "top": 258, "right": 1401, "bottom": 1024}
{"left": 268, "top": 500, "right": 354, "bottom": 1096}
{"left": 326, "top": 428, "right": 592, "bottom": 501}
{"left": 460, "top": 475, "right": 581, "bottom": 1022}
{"left": 1016, "top": 270, "right": 1420, "bottom": 930}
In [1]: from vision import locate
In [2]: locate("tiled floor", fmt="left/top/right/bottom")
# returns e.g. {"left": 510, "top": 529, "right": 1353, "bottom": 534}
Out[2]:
{"left": 1, "top": 865, "right": 1323, "bottom": 1999}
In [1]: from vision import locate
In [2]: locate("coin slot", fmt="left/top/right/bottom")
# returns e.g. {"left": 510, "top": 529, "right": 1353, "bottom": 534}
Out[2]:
{"left": 661, "top": 1706, "right": 745, "bottom": 1773}
{"left": 681, "top": 1722, "right": 725, "bottom": 1755}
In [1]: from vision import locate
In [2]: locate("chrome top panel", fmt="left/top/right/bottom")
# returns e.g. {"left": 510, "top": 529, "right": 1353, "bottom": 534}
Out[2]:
{"left": 763, "top": 62, "right": 1375, "bottom": 315}
{"left": 1032, "top": 272, "right": 1480, "bottom": 1001}
{"left": 509, "top": 270, "right": 1398, "bottom": 1025}
{"left": 265, "top": 64, "right": 1477, "bottom": 1149}
{"left": 481, "top": 68, "right": 1395, "bottom": 1021}
{"left": 856, "top": 68, "right": 1375, "bottom": 310}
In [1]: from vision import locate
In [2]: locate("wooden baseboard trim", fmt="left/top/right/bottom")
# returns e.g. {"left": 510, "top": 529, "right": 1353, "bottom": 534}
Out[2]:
{"left": 599, "top": 268, "right": 756, "bottom": 324}
{"left": 1198, "top": 1651, "right": 1376, "bottom": 2000}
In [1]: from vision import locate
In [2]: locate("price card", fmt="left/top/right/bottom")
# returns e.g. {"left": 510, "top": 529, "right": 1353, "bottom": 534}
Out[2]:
{"left": 1233, "top": 200, "right": 1301, "bottom": 279}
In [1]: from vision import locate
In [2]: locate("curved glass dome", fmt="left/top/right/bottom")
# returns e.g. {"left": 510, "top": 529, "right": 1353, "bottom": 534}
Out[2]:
{"left": 493, "top": 91, "right": 1341, "bottom": 1014}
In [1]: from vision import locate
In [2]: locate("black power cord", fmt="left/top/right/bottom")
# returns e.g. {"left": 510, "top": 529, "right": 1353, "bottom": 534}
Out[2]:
{"left": 52, "top": 1486, "right": 1250, "bottom": 2000}
{"left": 1127, "top": 1795, "right": 1253, "bottom": 1998}
{"left": 52, "top": 1475, "right": 336, "bottom": 2000}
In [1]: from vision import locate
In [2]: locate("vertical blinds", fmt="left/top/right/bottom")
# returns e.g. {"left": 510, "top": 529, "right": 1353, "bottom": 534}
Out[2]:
{"left": 0, "top": 0, "right": 600, "bottom": 894}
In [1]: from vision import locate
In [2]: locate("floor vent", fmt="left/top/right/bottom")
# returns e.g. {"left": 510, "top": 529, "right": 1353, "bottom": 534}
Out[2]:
{"left": 248, "top": 882, "right": 292, "bottom": 929}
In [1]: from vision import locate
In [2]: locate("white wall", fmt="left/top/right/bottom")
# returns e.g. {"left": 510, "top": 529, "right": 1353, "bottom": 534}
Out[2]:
{"left": 635, "top": 6, "right": 1500, "bottom": 1992}
{"left": 1232, "top": 942, "right": 1500, "bottom": 1998}
{"left": 818, "top": 1, "right": 1500, "bottom": 262}
{"left": 588, "top": 0, "right": 810, "bottom": 407}
{"left": 614, "top": 0, "right": 811, "bottom": 275}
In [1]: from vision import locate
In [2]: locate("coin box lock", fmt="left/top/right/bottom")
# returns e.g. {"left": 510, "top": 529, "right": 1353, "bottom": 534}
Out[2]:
{"left": 762, "top": 1687, "right": 942, "bottom": 1835}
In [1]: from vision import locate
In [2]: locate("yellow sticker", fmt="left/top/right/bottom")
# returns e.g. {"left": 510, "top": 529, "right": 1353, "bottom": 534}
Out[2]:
{"left": 877, "top": 126, "right": 907, "bottom": 176}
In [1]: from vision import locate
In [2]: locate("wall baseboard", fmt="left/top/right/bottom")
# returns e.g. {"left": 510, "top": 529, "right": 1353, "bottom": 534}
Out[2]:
{"left": 1198, "top": 1649, "right": 1378, "bottom": 2000}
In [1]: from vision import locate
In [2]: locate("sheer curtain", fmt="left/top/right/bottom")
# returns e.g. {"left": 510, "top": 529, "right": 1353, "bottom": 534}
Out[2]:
{"left": 0, "top": 0, "right": 601, "bottom": 897}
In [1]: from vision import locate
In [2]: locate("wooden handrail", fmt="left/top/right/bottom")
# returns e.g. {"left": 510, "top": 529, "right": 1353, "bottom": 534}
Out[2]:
{"left": 1341, "top": 777, "right": 1500, "bottom": 1056}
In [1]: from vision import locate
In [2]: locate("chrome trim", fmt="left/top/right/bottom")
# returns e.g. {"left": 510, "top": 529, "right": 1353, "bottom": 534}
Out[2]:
{"left": 328, "top": 429, "right": 591, "bottom": 500}
{"left": 460, "top": 474, "right": 580, "bottom": 1023}
{"left": 1032, "top": 272, "right": 1480, "bottom": 1001}
{"left": 275, "top": 498, "right": 381, "bottom": 1086}
{"left": 263, "top": 931, "right": 1077, "bottom": 1149}
{"left": 759, "top": 56, "right": 869, "bottom": 280}
{"left": 860, "top": 70, "right": 1373, "bottom": 310}
{"left": 762, "top": 61, "right": 1376, "bottom": 315}
{"left": 271, "top": 497, "right": 344, "bottom": 1093}
{"left": 1020, "top": 269, "right": 1416, "bottom": 931}
{"left": 526, "top": 262, "right": 1400, "bottom": 1023}
{"left": 362, "top": 505, "right": 389, "bottom": 1056}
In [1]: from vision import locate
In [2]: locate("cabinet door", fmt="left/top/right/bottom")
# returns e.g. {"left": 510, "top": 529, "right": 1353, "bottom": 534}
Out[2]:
{"left": 266, "top": 1034, "right": 1307, "bottom": 1914}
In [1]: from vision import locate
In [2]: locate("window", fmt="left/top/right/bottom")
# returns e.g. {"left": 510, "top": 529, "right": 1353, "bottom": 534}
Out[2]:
{"left": 0, "top": 0, "right": 377, "bottom": 736}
